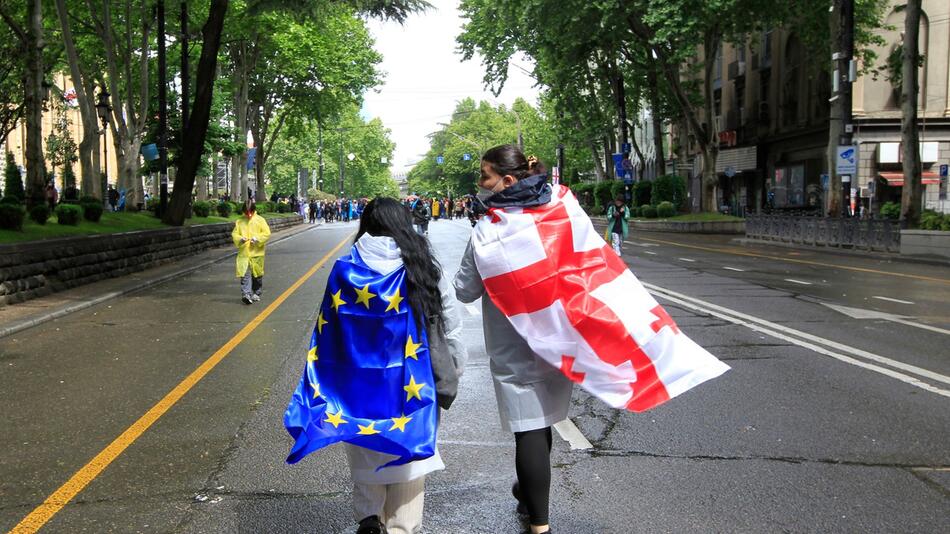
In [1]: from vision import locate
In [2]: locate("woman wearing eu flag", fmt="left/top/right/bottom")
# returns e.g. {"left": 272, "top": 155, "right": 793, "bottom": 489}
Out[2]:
{"left": 284, "top": 197, "right": 465, "bottom": 534}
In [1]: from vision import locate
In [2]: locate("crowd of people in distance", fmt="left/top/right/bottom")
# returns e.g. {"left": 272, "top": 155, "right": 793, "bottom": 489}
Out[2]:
{"left": 403, "top": 194, "right": 478, "bottom": 235}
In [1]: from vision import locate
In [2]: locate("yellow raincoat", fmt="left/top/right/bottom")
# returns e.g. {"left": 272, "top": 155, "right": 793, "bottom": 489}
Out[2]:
{"left": 232, "top": 214, "right": 271, "bottom": 278}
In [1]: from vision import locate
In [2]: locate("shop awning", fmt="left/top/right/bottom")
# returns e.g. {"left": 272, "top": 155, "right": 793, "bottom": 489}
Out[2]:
{"left": 879, "top": 171, "right": 940, "bottom": 187}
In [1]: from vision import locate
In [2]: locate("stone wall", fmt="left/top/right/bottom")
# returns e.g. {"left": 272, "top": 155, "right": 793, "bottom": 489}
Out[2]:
{"left": 900, "top": 230, "right": 950, "bottom": 261}
{"left": 0, "top": 216, "right": 303, "bottom": 306}
{"left": 630, "top": 220, "right": 746, "bottom": 234}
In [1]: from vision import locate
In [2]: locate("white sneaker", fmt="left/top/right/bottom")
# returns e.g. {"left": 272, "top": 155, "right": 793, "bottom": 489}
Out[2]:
{"left": 251, "top": 294, "right": 261, "bottom": 302}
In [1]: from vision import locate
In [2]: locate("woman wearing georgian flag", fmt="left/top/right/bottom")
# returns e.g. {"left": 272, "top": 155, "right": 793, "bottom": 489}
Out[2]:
{"left": 454, "top": 145, "right": 729, "bottom": 534}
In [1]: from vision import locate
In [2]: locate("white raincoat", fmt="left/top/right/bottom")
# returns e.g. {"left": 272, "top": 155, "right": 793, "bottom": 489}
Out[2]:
{"left": 344, "top": 233, "right": 467, "bottom": 484}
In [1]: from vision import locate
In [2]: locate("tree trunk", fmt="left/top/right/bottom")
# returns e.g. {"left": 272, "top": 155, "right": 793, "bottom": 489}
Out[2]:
{"left": 589, "top": 142, "right": 606, "bottom": 182}
{"left": 699, "top": 29, "right": 720, "bottom": 212}
{"left": 54, "top": 0, "right": 102, "bottom": 199}
{"left": 24, "top": 0, "right": 45, "bottom": 207}
{"left": 900, "top": 0, "right": 922, "bottom": 228}
{"left": 164, "top": 0, "right": 229, "bottom": 225}
{"left": 229, "top": 43, "right": 249, "bottom": 202}
{"left": 647, "top": 52, "right": 665, "bottom": 174}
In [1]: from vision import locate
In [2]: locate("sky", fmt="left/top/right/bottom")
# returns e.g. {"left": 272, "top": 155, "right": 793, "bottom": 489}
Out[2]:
{"left": 361, "top": 0, "right": 540, "bottom": 175}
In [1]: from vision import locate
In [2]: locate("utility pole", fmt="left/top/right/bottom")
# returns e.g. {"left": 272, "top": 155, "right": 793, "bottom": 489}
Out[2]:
{"left": 828, "top": 0, "right": 855, "bottom": 217}
{"left": 157, "top": 0, "right": 168, "bottom": 216}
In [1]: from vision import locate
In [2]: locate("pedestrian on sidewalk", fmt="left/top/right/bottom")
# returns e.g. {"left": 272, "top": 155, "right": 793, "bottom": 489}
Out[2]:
{"left": 232, "top": 199, "right": 271, "bottom": 305}
{"left": 605, "top": 196, "right": 629, "bottom": 256}
{"left": 284, "top": 197, "right": 465, "bottom": 534}
{"left": 409, "top": 195, "right": 430, "bottom": 235}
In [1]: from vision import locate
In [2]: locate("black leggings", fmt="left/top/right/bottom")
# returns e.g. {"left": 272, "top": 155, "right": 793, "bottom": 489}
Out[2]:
{"left": 514, "top": 427, "right": 553, "bottom": 525}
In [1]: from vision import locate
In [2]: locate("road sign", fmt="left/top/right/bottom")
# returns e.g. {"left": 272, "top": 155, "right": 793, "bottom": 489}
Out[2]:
{"left": 436, "top": 155, "right": 444, "bottom": 165}
{"left": 835, "top": 145, "right": 858, "bottom": 174}
{"left": 621, "top": 142, "right": 631, "bottom": 154}
{"left": 940, "top": 164, "right": 948, "bottom": 177}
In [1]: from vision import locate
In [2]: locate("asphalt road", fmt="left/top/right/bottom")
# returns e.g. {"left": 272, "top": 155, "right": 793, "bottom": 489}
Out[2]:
{"left": 0, "top": 218, "right": 947, "bottom": 533}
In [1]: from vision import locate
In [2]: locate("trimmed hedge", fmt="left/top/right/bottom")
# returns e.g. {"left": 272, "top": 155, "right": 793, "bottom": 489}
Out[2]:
{"left": 880, "top": 201, "right": 900, "bottom": 220}
{"left": 216, "top": 201, "right": 233, "bottom": 217}
{"left": 29, "top": 204, "right": 50, "bottom": 225}
{"left": 651, "top": 174, "right": 687, "bottom": 210}
{"left": 641, "top": 204, "right": 657, "bottom": 218}
{"left": 633, "top": 181, "right": 652, "bottom": 207}
{"left": 193, "top": 200, "right": 212, "bottom": 218}
{"left": 920, "top": 210, "right": 950, "bottom": 231}
{"left": 657, "top": 201, "right": 676, "bottom": 218}
{"left": 55, "top": 204, "right": 83, "bottom": 225}
{"left": 0, "top": 201, "right": 25, "bottom": 230}
{"left": 81, "top": 199, "right": 103, "bottom": 222}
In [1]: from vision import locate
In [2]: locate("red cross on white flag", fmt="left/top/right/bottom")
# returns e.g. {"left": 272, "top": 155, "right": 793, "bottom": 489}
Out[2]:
{"left": 473, "top": 185, "right": 729, "bottom": 412}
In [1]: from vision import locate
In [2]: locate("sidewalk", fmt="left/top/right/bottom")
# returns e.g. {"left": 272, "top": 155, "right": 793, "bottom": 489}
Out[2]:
{"left": 0, "top": 222, "right": 319, "bottom": 339}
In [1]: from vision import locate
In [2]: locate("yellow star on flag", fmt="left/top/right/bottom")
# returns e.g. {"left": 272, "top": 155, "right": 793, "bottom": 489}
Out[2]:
{"left": 317, "top": 311, "right": 328, "bottom": 334}
{"left": 357, "top": 421, "right": 381, "bottom": 435}
{"left": 331, "top": 289, "right": 347, "bottom": 313}
{"left": 309, "top": 381, "right": 321, "bottom": 399}
{"left": 384, "top": 288, "right": 403, "bottom": 313}
{"left": 307, "top": 346, "right": 318, "bottom": 363}
{"left": 390, "top": 413, "right": 412, "bottom": 432}
{"left": 403, "top": 374, "right": 426, "bottom": 402}
{"left": 354, "top": 284, "right": 377, "bottom": 309}
{"left": 405, "top": 335, "right": 422, "bottom": 360}
{"left": 324, "top": 409, "right": 347, "bottom": 428}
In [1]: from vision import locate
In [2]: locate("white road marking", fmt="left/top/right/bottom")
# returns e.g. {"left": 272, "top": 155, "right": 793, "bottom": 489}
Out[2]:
{"left": 624, "top": 241, "right": 659, "bottom": 248}
{"left": 678, "top": 257, "right": 696, "bottom": 262}
{"left": 784, "top": 278, "right": 812, "bottom": 285}
{"left": 822, "top": 303, "right": 950, "bottom": 336}
{"left": 643, "top": 282, "right": 950, "bottom": 397}
{"left": 465, "top": 305, "right": 480, "bottom": 316}
{"left": 553, "top": 419, "right": 594, "bottom": 450}
{"left": 724, "top": 267, "right": 745, "bottom": 272}
{"left": 872, "top": 296, "right": 915, "bottom": 305}
{"left": 643, "top": 251, "right": 657, "bottom": 255}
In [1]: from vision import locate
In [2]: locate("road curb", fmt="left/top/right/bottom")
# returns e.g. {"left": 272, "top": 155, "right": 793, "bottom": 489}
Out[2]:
{"left": 0, "top": 223, "right": 320, "bottom": 340}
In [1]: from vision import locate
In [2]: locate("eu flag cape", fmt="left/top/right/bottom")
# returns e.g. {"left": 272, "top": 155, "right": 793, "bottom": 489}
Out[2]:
{"left": 284, "top": 247, "right": 438, "bottom": 467}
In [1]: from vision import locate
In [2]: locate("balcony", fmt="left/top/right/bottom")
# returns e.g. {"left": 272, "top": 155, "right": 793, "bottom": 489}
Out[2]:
{"left": 727, "top": 61, "right": 746, "bottom": 80}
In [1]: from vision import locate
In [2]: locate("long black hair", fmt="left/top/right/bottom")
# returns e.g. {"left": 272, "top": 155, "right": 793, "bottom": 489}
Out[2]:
{"left": 355, "top": 197, "right": 445, "bottom": 335}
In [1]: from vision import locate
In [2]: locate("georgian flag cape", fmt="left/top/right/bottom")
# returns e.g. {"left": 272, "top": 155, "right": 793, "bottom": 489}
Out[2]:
{"left": 473, "top": 184, "right": 729, "bottom": 412}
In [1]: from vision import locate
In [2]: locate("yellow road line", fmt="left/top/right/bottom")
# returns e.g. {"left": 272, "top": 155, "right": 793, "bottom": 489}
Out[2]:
{"left": 636, "top": 236, "right": 950, "bottom": 285}
{"left": 10, "top": 232, "right": 355, "bottom": 534}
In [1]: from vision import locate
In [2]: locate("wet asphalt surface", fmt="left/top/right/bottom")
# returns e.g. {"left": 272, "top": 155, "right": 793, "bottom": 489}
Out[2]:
{"left": 0, "top": 219, "right": 948, "bottom": 533}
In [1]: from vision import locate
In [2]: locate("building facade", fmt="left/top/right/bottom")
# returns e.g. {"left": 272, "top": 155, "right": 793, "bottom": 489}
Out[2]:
{"left": 675, "top": 0, "right": 950, "bottom": 215}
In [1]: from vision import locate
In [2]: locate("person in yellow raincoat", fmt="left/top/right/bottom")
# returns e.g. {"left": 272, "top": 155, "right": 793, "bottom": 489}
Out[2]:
{"left": 232, "top": 199, "right": 271, "bottom": 304}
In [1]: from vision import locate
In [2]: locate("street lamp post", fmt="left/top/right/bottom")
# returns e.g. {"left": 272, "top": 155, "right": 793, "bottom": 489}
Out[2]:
{"left": 95, "top": 87, "right": 112, "bottom": 208}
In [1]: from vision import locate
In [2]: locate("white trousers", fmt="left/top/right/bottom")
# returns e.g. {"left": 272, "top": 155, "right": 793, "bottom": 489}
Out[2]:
{"left": 352, "top": 476, "right": 426, "bottom": 534}
{"left": 611, "top": 232, "right": 622, "bottom": 255}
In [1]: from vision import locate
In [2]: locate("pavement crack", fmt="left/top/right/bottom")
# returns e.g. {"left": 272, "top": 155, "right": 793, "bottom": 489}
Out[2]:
{"left": 588, "top": 448, "right": 948, "bottom": 471}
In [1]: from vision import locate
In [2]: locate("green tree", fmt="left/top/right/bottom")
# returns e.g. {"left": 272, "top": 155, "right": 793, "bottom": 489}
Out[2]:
{"left": 4, "top": 152, "right": 25, "bottom": 201}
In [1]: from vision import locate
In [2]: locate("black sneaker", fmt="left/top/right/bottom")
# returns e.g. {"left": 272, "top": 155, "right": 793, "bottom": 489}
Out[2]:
{"left": 356, "top": 515, "right": 387, "bottom": 534}
{"left": 242, "top": 295, "right": 252, "bottom": 305}
{"left": 512, "top": 482, "right": 528, "bottom": 516}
